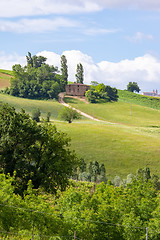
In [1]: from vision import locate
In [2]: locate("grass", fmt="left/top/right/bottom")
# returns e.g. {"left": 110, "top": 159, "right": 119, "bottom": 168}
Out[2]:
{"left": 64, "top": 97, "right": 160, "bottom": 127}
{"left": 60, "top": 93, "right": 160, "bottom": 178}
{"left": 56, "top": 121, "right": 160, "bottom": 179}
{"left": 0, "top": 70, "right": 12, "bottom": 89}
{"left": 1, "top": 81, "right": 160, "bottom": 178}
{"left": 118, "top": 89, "right": 160, "bottom": 110}
{"left": 0, "top": 69, "right": 13, "bottom": 75}
{"left": 0, "top": 94, "right": 65, "bottom": 120}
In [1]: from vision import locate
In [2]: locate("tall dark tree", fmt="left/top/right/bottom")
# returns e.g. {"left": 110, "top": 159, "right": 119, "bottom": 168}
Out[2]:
{"left": 127, "top": 82, "right": 141, "bottom": 93}
{"left": 75, "top": 63, "right": 84, "bottom": 84}
{"left": 61, "top": 55, "right": 68, "bottom": 91}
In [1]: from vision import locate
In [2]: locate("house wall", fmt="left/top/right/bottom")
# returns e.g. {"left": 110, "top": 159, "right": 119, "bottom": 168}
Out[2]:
{"left": 66, "top": 84, "right": 90, "bottom": 96}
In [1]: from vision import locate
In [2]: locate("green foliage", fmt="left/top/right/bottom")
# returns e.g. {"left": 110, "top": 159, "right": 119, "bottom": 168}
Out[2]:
{"left": 0, "top": 168, "right": 160, "bottom": 239}
{"left": 127, "top": 81, "right": 141, "bottom": 93}
{"left": 46, "top": 111, "right": 51, "bottom": 122}
{"left": 73, "top": 159, "right": 108, "bottom": 184}
{"left": 75, "top": 63, "right": 84, "bottom": 84}
{"left": 85, "top": 83, "right": 118, "bottom": 103}
{"left": 59, "top": 107, "right": 81, "bottom": 123}
{"left": 0, "top": 103, "right": 78, "bottom": 194}
{"left": 60, "top": 55, "right": 68, "bottom": 91}
{"left": 31, "top": 108, "right": 41, "bottom": 122}
{"left": 7, "top": 52, "right": 63, "bottom": 100}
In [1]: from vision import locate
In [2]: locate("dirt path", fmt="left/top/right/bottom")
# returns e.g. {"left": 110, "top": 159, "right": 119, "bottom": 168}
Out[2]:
{"left": 58, "top": 92, "right": 112, "bottom": 123}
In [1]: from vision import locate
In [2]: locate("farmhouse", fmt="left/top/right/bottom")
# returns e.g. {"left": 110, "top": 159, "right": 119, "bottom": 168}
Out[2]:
{"left": 66, "top": 83, "right": 90, "bottom": 96}
{"left": 142, "top": 89, "right": 160, "bottom": 97}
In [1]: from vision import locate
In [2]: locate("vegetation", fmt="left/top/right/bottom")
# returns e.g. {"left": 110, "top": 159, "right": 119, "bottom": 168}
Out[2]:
{"left": 0, "top": 69, "right": 12, "bottom": 90}
{"left": 64, "top": 94, "right": 160, "bottom": 126}
{"left": 0, "top": 103, "right": 78, "bottom": 194}
{"left": 127, "top": 81, "right": 141, "bottom": 93}
{"left": 118, "top": 89, "right": 160, "bottom": 110}
{"left": 4, "top": 52, "right": 66, "bottom": 100}
{"left": 60, "top": 55, "right": 68, "bottom": 91}
{"left": 0, "top": 93, "right": 64, "bottom": 120}
{"left": 59, "top": 106, "right": 81, "bottom": 123}
{"left": 1, "top": 168, "right": 160, "bottom": 239}
{"left": 75, "top": 63, "right": 84, "bottom": 84}
{"left": 2, "top": 65, "right": 160, "bottom": 239}
{"left": 0, "top": 69, "right": 13, "bottom": 75}
{"left": 85, "top": 83, "right": 118, "bottom": 103}
{"left": 31, "top": 108, "right": 41, "bottom": 122}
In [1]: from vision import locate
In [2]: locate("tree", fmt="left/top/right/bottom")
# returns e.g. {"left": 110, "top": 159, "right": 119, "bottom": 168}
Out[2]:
{"left": 61, "top": 55, "right": 68, "bottom": 91}
{"left": 0, "top": 103, "right": 78, "bottom": 193}
{"left": 85, "top": 83, "right": 118, "bottom": 103}
{"left": 26, "top": 52, "right": 47, "bottom": 68}
{"left": 8, "top": 52, "right": 61, "bottom": 100}
{"left": 75, "top": 63, "right": 84, "bottom": 84}
{"left": 46, "top": 112, "right": 51, "bottom": 122}
{"left": 127, "top": 82, "right": 141, "bottom": 93}
{"left": 59, "top": 107, "right": 81, "bottom": 123}
{"left": 31, "top": 108, "right": 41, "bottom": 122}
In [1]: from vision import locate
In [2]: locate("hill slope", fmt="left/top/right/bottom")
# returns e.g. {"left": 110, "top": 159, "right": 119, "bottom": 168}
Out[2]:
{"left": 1, "top": 82, "right": 160, "bottom": 179}
{"left": 0, "top": 69, "right": 12, "bottom": 89}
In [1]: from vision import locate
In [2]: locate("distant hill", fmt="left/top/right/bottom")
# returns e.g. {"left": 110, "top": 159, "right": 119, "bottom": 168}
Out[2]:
{"left": 118, "top": 89, "right": 160, "bottom": 110}
{"left": 0, "top": 69, "right": 12, "bottom": 89}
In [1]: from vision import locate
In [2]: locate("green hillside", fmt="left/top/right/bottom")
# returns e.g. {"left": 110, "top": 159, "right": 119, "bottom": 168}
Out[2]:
{"left": 1, "top": 88, "right": 160, "bottom": 179}
{"left": 118, "top": 89, "right": 160, "bottom": 109}
{"left": 0, "top": 94, "right": 65, "bottom": 120}
{"left": 64, "top": 95, "right": 160, "bottom": 127}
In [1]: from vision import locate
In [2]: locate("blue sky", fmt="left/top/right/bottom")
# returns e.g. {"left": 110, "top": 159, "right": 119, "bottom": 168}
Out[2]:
{"left": 1, "top": 0, "right": 160, "bottom": 92}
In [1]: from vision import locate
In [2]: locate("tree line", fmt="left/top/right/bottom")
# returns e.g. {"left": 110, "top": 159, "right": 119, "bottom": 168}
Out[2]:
{"left": 3, "top": 52, "right": 85, "bottom": 100}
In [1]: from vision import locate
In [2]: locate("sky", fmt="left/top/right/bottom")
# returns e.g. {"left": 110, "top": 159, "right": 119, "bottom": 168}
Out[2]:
{"left": 1, "top": 1, "right": 160, "bottom": 92}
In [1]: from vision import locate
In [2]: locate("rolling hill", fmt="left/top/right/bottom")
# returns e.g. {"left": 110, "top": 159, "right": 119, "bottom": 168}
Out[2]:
{"left": 0, "top": 75, "right": 160, "bottom": 179}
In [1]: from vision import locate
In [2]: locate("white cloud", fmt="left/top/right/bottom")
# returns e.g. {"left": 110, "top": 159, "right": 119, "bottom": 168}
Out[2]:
{"left": 126, "top": 32, "right": 154, "bottom": 43}
{"left": 84, "top": 27, "right": 120, "bottom": 36}
{"left": 37, "top": 50, "right": 160, "bottom": 91}
{"left": 0, "top": 18, "right": 77, "bottom": 33}
{"left": 0, "top": 52, "right": 26, "bottom": 70}
{"left": 0, "top": 0, "right": 101, "bottom": 17}
{"left": 1, "top": 50, "right": 160, "bottom": 92}
{"left": 92, "top": 0, "right": 160, "bottom": 11}
{"left": 0, "top": 0, "right": 160, "bottom": 18}
{"left": 37, "top": 51, "right": 61, "bottom": 67}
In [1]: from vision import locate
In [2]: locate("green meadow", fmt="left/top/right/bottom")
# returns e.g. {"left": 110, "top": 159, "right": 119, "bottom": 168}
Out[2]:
{"left": 1, "top": 88, "right": 160, "bottom": 179}
{"left": 0, "top": 94, "right": 64, "bottom": 120}
{"left": 64, "top": 96, "right": 160, "bottom": 127}
{"left": 56, "top": 121, "right": 160, "bottom": 179}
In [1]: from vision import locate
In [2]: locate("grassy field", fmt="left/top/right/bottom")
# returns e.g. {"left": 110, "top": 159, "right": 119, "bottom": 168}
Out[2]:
{"left": 118, "top": 89, "right": 160, "bottom": 109}
{"left": 64, "top": 96, "right": 160, "bottom": 127}
{"left": 56, "top": 121, "right": 160, "bottom": 179}
{"left": 0, "top": 93, "right": 65, "bottom": 120}
{"left": 0, "top": 69, "right": 12, "bottom": 89}
{"left": 1, "top": 87, "right": 160, "bottom": 179}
